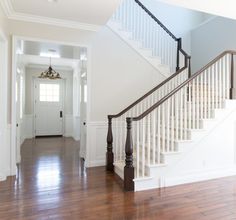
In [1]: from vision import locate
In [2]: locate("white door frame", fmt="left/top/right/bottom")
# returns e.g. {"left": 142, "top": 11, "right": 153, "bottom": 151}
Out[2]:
{"left": 11, "top": 35, "right": 92, "bottom": 175}
{"left": 33, "top": 78, "right": 66, "bottom": 137}
{"left": 0, "top": 29, "right": 9, "bottom": 180}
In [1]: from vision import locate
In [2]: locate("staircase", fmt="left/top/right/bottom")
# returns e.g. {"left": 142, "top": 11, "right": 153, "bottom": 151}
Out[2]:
{"left": 106, "top": 0, "right": 236, "bottom": 192}
{"left": 107, "top": 0, "right": 189, "bottom": 77}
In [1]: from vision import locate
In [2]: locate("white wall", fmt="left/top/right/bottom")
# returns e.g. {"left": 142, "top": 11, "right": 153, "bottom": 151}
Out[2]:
{"left": 191, "top": 16, "right": 236, "bottom": 72}
{"left": 90, "top": 26, "right": 165, "bottom": 121}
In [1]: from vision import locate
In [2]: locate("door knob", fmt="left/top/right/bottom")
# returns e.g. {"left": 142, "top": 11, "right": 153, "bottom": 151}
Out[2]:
{"left": 60, "top": 111, "right": 63, "bottom": 118}
{"left": 83, "top": 122, "right": 86, "bottom": 125}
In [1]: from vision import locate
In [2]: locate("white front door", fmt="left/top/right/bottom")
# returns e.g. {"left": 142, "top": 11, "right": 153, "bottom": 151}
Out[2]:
{"left": 34, "top": 79, "right": 64, "bottom": 137}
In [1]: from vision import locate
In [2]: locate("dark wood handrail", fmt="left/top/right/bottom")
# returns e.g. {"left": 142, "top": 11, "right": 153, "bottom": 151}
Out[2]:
{"left": 134, "top": 0, "right": 177, "bottom": 41}
{"left": 108, "top": 0, "right": 191, "bottom": 119}
{"left": 109, "top": 66, "right": 187, "bottom": 119}
{"left": 132, "top": 50, "right": 236, "bottom": 121}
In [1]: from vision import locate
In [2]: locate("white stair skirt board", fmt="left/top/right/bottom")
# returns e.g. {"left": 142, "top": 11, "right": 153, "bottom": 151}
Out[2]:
{"left": 107, "top": 20, "right": 171, "bottom": 78}
{"left": 113, "top": 100, "right": 236, "bottom": 191}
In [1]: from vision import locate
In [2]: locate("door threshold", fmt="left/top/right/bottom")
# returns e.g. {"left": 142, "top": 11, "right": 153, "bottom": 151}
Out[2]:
{"left": 35, "top": 135, "right": 63, "bottom": 138}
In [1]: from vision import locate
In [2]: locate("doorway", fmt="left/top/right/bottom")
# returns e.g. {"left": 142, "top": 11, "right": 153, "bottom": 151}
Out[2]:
{"left": 11, "top": 37, "right": 89, "bottom": 176}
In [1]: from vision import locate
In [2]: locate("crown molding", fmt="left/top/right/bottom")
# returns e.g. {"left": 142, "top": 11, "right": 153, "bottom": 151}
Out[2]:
{"left": 0, "top": 0, "right": 14, "bottom": 17}
{"left": 0, "top": 0, "right": 101, "bottom": 32}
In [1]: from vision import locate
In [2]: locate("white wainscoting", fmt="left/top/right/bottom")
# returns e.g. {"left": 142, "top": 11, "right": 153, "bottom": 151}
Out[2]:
{"left": 0, "top": 129, "right": 5, "bottom": 181}
{"left": 86, "top": 121, "right": 107, "bottom": 167}
{"left": 23, "top": 114, "right": 75, "bottom": 138}
{"left": 5, "top": 125, "right": 11, "bottom": 177}
{"left": 64, "top": 114, "right": 73, "bottom": 137}
{"left": 73, "top": 116, "right": 80, "bottom": 141}
{"left": 23, "top": 114, "right": 34, "bottom": 139}
{"left": 0, "top": 124, "right": 11, "bottom": 181}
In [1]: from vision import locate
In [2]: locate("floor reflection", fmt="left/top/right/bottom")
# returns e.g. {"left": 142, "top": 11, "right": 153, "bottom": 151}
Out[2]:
{"left": 36, "top": 155, "right": 61, "bottom": 189}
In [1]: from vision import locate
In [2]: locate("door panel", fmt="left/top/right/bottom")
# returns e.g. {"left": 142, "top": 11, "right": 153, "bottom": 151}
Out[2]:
{"left": 35, "top": 79, "right": 64, "bottom": 136}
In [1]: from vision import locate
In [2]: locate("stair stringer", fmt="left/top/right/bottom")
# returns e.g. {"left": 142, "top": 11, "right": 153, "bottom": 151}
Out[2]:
{"left": 107, "top": 20, "right": 171, "bottom": 78}
{"left": 134, "top": 100, "right": 236, "bottom": 191}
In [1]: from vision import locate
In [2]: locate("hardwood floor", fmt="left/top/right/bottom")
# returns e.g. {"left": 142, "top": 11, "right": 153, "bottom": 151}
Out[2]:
{"left": 1, "top": 137, "right": 236, "bottom": 219}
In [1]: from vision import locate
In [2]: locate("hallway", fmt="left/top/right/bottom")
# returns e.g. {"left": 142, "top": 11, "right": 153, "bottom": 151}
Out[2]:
{"left": 1, "top": 138, "right": 236, "bottom": 219}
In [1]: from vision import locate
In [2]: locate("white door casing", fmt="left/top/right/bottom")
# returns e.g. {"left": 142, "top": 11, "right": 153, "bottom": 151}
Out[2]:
{"left": 16, "top": 72, "right": 21, "bottom": 163}
{"left": 80, "top": 75, "right": 87, "bottom": 159}
{"left": 34, "top": 79, "right": 65, "bottom": 136}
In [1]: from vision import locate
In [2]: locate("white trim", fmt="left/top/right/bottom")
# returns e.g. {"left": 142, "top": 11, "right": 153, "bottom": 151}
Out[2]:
{"left": 11, "top": 36, "right": 17, "bottom": 175}
{"left": 0, "top": 26, "right": 9, "bottom": 178}
{"left": 0, "top": 0, "right": 101, "bottom": 32}
{"left": 0, "top": 0, "right": 14, "bottom": 17}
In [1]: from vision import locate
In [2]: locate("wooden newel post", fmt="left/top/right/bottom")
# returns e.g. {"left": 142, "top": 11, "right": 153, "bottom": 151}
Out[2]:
{"left": 176, "top": 38, "right": 182, "bottom": 72}
{"left": 230, "top": 54, "right": 234, "bottom": 99}
{"left": 106, "top": 115, "right": 114, "bottom": 172}
{"left": 124, "top": 117, "right": 134, "bottom": 191}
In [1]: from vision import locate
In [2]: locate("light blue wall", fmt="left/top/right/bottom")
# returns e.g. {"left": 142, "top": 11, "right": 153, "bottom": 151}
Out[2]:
{"left": 191, "top": 16, "right": 236, "bottom": 72}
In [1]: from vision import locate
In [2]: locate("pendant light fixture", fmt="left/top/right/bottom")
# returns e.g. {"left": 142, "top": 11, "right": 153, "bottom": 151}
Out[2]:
{"left": 39, "top": 57, "right": 61, "bottom": 80}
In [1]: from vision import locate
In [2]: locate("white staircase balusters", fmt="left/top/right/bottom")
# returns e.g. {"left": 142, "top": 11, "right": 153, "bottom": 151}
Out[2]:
{"left": 115, "top": 52, "right": 232, "bottom": 182}
{"left": 111, "top": 0, "right": 180, "bottom": 73}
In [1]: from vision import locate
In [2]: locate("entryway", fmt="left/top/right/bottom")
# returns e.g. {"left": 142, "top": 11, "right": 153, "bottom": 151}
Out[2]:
{"left": 12, "top": 37, "right": 89, "bottom": 175}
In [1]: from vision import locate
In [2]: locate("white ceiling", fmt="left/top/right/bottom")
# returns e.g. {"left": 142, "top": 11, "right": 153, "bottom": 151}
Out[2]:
{"left": 1, "top": 0, "right": 121, "bottom": 31}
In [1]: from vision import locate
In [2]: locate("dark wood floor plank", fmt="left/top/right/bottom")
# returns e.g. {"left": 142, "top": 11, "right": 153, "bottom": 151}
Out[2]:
{"left": 1, "top": 137, "right": 236, "bottom": 219}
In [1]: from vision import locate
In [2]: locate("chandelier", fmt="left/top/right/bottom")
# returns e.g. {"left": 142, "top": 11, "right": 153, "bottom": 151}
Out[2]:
{"left": 39, "top": 57, "right": 61, "bottom": 79}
